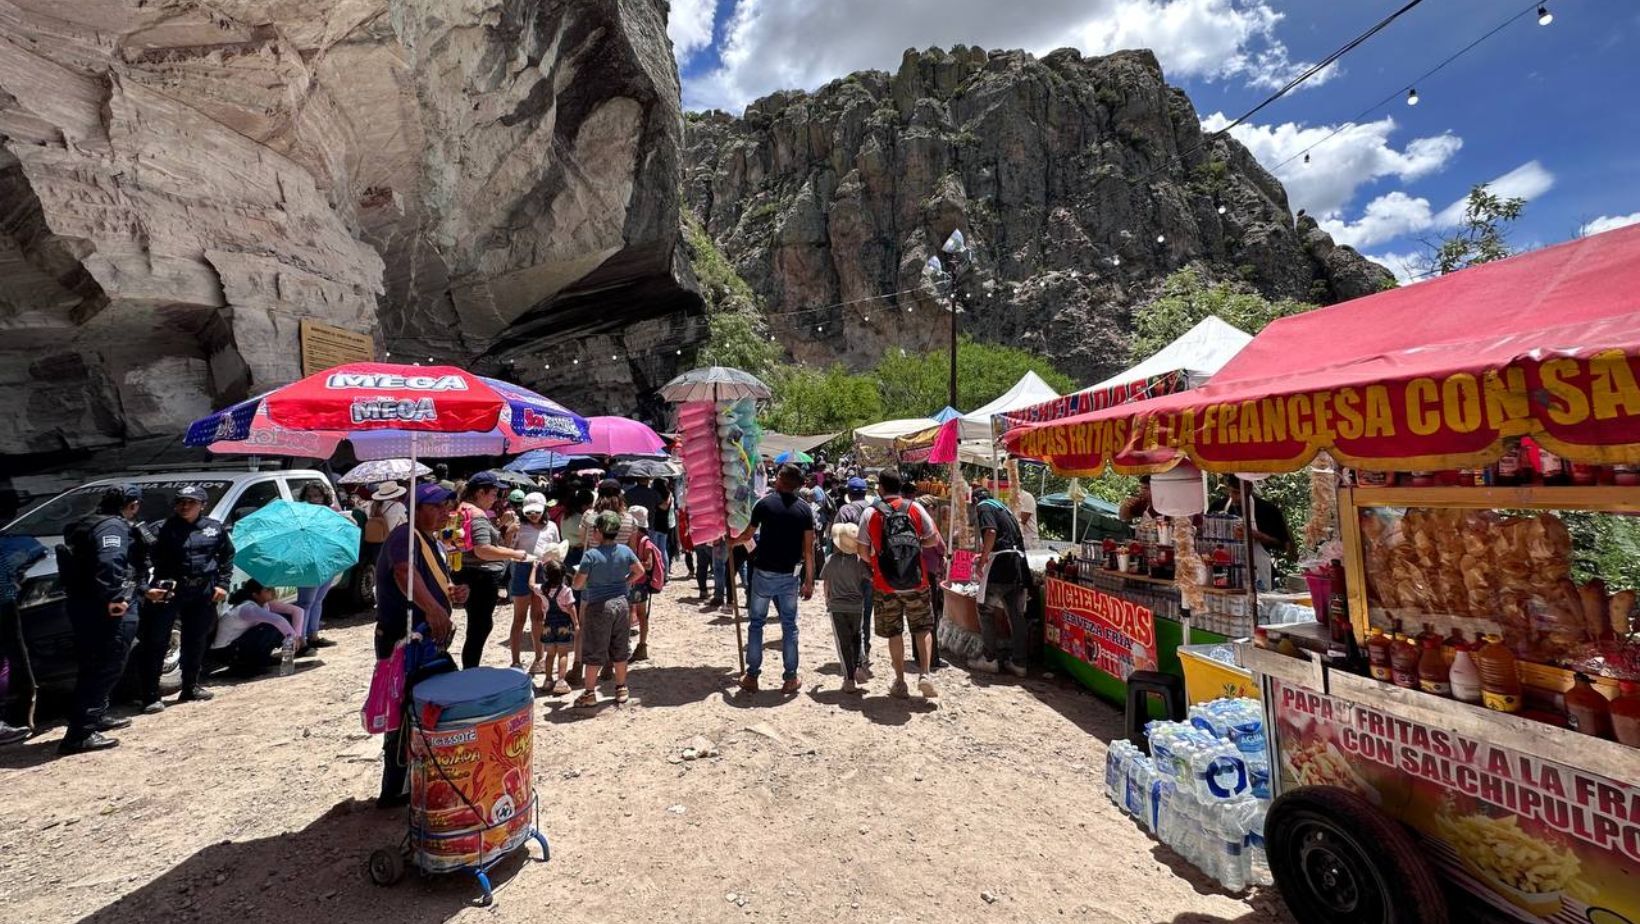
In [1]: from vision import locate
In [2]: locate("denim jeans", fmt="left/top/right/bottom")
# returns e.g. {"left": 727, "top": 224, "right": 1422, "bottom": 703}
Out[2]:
{"left": 745, "top": 567, "right": 799, "bottom": 680}
{"left": 709, "top": 543, "right": 729, "bottom": 602}
{"left": 295, "top": 579, "right": 333, "bottom": 641}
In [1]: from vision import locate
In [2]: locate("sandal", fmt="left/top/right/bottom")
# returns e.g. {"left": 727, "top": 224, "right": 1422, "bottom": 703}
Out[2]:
{"left": 574, "top": 691, "right": 598, "bottom": 709}
{"left": 614, "top": 685, "right": 630, "bottom": 705}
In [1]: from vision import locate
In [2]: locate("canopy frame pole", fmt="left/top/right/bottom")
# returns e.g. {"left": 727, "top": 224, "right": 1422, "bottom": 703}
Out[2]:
{"left": 406, "top": 434, "right": 416, "bottom": 624}
{"left": 1241, "top": 477, "right": 1260, "bottom": 629}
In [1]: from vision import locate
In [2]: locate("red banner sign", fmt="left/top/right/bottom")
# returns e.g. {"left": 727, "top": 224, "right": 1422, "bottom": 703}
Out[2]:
{"left": 1042, "top": 577, "right": 1159, "bottom": 681}
{"left": 1270, "top": 679, "right": 1640, "bottom": 921}
{"left": 1007, "top": 351, "right": 1640, "bottom": 474}
{"left": 991, "top": 372, "right": 1186, "bottom": 440}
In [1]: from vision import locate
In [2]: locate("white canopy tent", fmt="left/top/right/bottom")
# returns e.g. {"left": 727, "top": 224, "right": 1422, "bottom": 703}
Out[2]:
{"left": 854, "top": 417, "right": 941, "bottom": 448}
{"left": 954, "top": 370, "right": 1061, "bottom": 441}
{"left": 1086, "top": 314, "right": 1251, "bottom": 393}
{"left": 992, "top": 315, "right": 1253, "bottom": 437}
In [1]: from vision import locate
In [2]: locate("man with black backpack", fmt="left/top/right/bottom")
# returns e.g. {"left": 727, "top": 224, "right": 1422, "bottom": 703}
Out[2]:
{"left": 57, "top": 484, "right": 149, "bottom": 754}
{"left": 856, "top": 470, "right": 940, "bottom": 700}
{"left": 970, "top": 487, "right": 1030, "bottom": 677}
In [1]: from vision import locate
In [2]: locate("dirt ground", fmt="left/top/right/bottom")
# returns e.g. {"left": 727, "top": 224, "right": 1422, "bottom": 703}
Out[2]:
{"left": 0, "top": 580, "right": 1293, "bottom": 924}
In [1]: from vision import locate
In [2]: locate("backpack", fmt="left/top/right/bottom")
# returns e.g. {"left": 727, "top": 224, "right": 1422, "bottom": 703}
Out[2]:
{"left": 639, "top": 538, "right": 666, "bottom": 592}
{"left": 872, "top": 499, "right": 924, "bottom": 591}
{"left": 363, "top": 502, "right": 392, "bottom": 544}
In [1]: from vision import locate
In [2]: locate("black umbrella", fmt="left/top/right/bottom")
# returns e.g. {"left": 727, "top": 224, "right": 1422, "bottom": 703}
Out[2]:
{"left": 610, "top": 458, "right": 682, "bottom": 479}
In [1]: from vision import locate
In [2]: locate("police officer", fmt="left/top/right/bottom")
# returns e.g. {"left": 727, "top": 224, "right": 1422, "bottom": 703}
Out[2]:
{"left": 59, "top": 484, "right": 148, "bottom": 754}
{"left": 140, "top": 485, "right": 234, "bottom": 711}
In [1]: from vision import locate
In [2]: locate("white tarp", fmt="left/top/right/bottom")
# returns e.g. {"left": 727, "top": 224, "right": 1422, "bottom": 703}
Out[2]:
{"left": 853, "top": 417, "right": 940, "bottom": 448}
{"left": 955, "top": 370, "right": 1061, "bottom": 441}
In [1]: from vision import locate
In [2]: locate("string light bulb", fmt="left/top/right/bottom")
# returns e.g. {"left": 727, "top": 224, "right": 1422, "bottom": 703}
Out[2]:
{"left": 1155, "top": 234, "right": 1166, "bottom": 244}
{"left": 1111, "top": 256, "right": 1121, "bottom": 266}
{"left": 572, "top": 358, "right": 579, "bottom": 365}
{"left": 1216, "top": 203, "right": 1227, "bottom": 215}
{"left": 544, "top": 363, "right": 551, "bottom": 370}
{"left": 1406, "top": 87, "right": 1419, "bottom": 106}
{"left": 426, "top": 357, "right": 434, "bottom": 363}
{"left": 1537, "top": 4, "right": 1552, "bottom": 25}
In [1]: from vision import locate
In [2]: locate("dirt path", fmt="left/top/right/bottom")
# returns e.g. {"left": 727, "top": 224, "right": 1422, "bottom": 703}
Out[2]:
{"left": 0, "top": 582, "right": 1292, "bottom": 924}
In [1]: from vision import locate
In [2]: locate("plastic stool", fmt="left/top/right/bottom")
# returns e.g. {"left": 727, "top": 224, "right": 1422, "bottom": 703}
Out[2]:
{"left": 1125, "top": 670, "right": 1185, "bottom": 752}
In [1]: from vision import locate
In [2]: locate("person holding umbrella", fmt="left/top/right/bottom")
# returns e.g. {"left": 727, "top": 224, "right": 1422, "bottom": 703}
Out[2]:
{"left": 375, "top": 483, "right": 468, "bottom": 808}
{"left": 294, "top": 482, "right": 341, "bottom": 651}
{"left": 142, "top": 486, "right": 235, "bottom": 710}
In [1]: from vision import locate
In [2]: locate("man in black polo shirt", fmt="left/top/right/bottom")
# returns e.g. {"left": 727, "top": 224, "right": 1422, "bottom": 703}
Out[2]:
{"left": 972, "top": 487, "right": 1030, "bottom": 677}
{"left": 733, "top": 464, "right": 814, "bottom": 695}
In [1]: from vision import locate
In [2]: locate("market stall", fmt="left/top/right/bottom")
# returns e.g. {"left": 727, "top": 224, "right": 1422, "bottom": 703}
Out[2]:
{"left": 991, "top": 316, "right": 1261, "bottom": 704}
{"left": 1011, "top": 225, "right": 1640, "bottom": 922}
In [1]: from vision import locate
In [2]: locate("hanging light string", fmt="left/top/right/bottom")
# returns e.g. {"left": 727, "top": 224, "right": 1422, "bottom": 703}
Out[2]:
{"left": 1270, "top": 0, "right": 1548, "bottom": 173}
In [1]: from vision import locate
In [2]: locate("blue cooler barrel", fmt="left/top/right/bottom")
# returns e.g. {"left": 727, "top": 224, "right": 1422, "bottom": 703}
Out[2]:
{"left": 408, "top": 667, "right": 535, "bottom": 872}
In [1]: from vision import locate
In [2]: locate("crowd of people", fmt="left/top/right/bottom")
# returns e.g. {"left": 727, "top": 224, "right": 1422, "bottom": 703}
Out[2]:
{"left": 0, "top": 451, "right": 1039, "bottom": 813}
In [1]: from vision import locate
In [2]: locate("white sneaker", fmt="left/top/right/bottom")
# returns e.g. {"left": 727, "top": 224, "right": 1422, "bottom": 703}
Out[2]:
{"left": 918, "top": 674, "right": 938, "bottom": 698}
{"left": 1006, "top": 661, "right": 1028, "bottom": 678}
{"left": 972, "top": 656, "right": 1001, "bottom": 674}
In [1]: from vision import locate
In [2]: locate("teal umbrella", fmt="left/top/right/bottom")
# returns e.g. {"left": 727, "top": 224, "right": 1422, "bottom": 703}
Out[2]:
{"left": 774, "top": 450, "right": 813, "bottom": 464}
{"left": 231, "top": 499, "right": 360, "bottom": 587}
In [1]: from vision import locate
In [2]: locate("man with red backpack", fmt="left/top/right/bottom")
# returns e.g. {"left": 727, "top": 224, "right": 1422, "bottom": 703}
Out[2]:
{"left": 856, "top": 470, "right": 941, "bottom": 700}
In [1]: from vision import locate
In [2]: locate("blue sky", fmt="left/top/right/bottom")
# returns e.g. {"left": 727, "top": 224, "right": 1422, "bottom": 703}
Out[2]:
{"left": 669, "top": 0, "right": 1640, "bottom": 280}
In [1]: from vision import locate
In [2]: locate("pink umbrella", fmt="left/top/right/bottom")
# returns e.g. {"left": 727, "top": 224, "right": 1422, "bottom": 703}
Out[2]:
{"left": 556, "top": 416, "right": 665, "bottom": 457}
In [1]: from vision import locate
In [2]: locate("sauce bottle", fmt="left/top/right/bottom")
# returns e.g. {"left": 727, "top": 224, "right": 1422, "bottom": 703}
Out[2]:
{"left": 1494, "top": 441, "right": 1523, "bottom": 486}
{"left": 1416, "top": 622, "right": 1441, "bottom": 649}
{"left": 1449, "top": 647, "right": 1483, "bottom": 704}
{"left": 1444, "top": 627, "right": 1472, "bottom": 651}
{"left": 1476, "top": 634, "right": 1523, "bottom": 713}
{"left": 1611, "top": 681, "right": 1640, "bottom": 746}
{"left": 1366, "top": 628, "right": 1394, "bottom": 682}
{"left": 1563, "top": 672, "right": 1613, "bottom": 739}
{"left": 1417, "top": 636, "right": 1452, "bottom": 697}
{"left": 1390, "top": 633, "right": 1420, "bottom": 690}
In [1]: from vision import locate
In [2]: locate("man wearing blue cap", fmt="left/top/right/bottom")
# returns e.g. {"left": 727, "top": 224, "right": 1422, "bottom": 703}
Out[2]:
{"left": 58, "top": 484, "right": 148, "bottom": 753}
{"left": 375, "top": 481, "right": 468, "bottom": 808}
{"left": 141, "top": 485, "right": 235, "bottom": 711}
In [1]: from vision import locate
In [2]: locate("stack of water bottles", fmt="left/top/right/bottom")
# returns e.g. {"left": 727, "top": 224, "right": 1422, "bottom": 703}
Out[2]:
{"left": 1104, "top": 697, "right": 1273, "bottom": 892}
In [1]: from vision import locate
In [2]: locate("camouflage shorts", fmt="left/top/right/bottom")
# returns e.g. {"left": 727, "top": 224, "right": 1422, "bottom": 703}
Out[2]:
{"left": 872, "top": 587, "right": 934, "bottom": 638}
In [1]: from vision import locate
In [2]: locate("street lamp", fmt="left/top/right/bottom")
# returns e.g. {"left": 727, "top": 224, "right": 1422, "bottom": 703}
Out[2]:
{"left": 926, "top": 229, "right": 971, "bottom": 409}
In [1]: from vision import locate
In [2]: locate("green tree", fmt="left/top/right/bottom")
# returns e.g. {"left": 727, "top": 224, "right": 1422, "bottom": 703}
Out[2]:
{"left": 683, "top": 215, "right": 780, "bottom": 376}
{"left": 874, "top": 336, "right": 1076, "bottom": 419}
{"left": 1129, "top": 267, "right": 1312, "bottom": 362}
{"left": 761, "top": 363, "right": 885, "bottom": 436}
{"left": 1428, "top": 184, "right": 1526, "bottom": 275}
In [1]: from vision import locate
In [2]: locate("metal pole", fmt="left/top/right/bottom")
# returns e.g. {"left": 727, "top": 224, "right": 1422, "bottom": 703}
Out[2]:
{"left": 716, "top": 384, "right": 747, "bottom": 675}
{"left": 1241, "top": 478, "right": 1260, "bottom": 637}
{"left": 947, "top": 285, "right": 958, "bottom": 409}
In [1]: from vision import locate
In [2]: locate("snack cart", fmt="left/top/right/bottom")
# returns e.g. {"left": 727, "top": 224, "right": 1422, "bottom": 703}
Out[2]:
{"left": 1004, "top": 225, "right": 1640, "bottom": 923}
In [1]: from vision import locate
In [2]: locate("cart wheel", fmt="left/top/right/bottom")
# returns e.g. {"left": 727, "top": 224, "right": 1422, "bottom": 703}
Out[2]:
{"left": 1266, "top": 786, "right": 1448, "bottom": 924}
{"left": 366, "top": 847, "right": 406, "bottom": 887}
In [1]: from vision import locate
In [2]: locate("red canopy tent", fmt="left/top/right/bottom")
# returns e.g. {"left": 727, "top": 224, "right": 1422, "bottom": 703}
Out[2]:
{"left": 1004, "top": 224, "right": 1640, "bottom": 475}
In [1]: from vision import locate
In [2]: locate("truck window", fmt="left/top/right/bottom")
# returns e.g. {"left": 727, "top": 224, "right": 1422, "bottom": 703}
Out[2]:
{"left": 285, "top": 476, "right": 335, "bottom": 507}
{"left": 225, "top": 480, "right": 285, "bottom": 526}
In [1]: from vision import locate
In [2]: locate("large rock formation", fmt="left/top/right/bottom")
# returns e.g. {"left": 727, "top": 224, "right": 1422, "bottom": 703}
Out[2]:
{"left": 684, "top": 46, "right": 1392, "bottom": 382}
{"left": 0, "top": 0, "right": 698, "bottom": 463}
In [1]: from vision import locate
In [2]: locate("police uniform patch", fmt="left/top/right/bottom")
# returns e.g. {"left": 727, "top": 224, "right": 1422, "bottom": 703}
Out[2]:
{"left": 202, "top": 527, "right": 218, "bottom": 538}
{"left": 101, "top": 535, "right": 122, "bottom": 548}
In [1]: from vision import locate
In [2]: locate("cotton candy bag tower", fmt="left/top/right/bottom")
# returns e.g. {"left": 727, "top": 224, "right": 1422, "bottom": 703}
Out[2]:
{"left": 660, "top": 367, "right": 772, "bottom": 673}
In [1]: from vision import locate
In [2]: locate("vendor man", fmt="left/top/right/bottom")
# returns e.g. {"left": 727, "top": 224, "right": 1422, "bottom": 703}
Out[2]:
{"left": 1118, "top": 476, "right": 1157, "bottom": 523}
{"left": 1214, "top": 474, "right": 1294, "bottom": 590}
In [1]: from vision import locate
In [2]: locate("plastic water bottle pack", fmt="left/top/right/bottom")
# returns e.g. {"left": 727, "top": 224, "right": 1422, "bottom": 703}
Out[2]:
{"left": 1094, "top": 698, "right": 1274, "bottom": 894}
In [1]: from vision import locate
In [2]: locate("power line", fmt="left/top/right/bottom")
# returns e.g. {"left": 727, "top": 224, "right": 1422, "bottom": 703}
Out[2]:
{"left": 1270, "top": 0, "right": 1545, "bottom": 172}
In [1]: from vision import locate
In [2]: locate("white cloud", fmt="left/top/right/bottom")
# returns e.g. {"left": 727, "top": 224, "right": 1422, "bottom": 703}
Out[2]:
{"left": 1363, "top": 250, "right": 1427, "bottom": 285}
{"left": 1199, "top": 113, "right": 1461, "bottom": 219}
{"left": 1580, "top": 212, "right": 1640, "bottom": 237}
{"left": 1319, "top": 160, "right": 1556, "bottom": 250}
{"left": 684, "top": 0, "right": 1327, "bottom": 112}
{"left": 669, "top": 0, "right": 719, "bottom": 61}
{"left": 1318, "top": 191, "right": 1434, "bottom": 249}
{"left": 1432, "top": 160, "right": 1555, "bottom": 227}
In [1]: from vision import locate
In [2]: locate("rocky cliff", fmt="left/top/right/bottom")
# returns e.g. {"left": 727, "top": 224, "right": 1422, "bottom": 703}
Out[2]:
{"left": 0, "top": 0, "right": 698, "bottom": 463}
{"left": 684, "top": 46, "right": 1392, "bottom": 382}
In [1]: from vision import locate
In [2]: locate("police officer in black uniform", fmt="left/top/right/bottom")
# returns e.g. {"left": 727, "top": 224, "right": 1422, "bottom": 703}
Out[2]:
{"left": 140, "top": 485, "right": 234, "bottom": 711}
{"left": 59, "top": 484, "right": 148, "bottom": 754}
